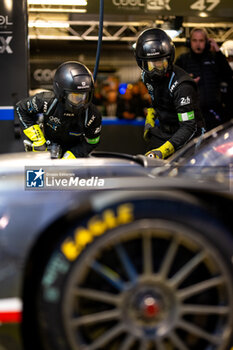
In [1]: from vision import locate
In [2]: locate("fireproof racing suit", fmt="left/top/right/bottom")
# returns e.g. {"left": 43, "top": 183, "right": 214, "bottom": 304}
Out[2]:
{"left": 16, "top": 91, "right": 102, "bottom": 158}
{"left": 143, "top": 65, "right": 204, "bottom": 156}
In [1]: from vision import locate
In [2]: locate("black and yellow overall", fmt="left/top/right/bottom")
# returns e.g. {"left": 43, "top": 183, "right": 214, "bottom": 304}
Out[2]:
{"left": 135, "top": 27, "right": 204, "bottom": 159}
{"left": 16, "top": 61, "right": 102, "bottom": 159}
{"left": 142, "top": 65, "right": 204, "bottom": 156}
{"left": 16, "top": 91, "right": 102, "bottom": 158}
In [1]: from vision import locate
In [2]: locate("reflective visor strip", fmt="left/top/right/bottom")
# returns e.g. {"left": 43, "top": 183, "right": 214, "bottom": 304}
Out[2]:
{"left": 0, "top": 298, "right": 22, "bottom": 323}
{"left": 85, "top": 136, "right": 100, "bottom": 144}
{"left": 68, "top": 93, "right": 86, "bottom": 105}
{"left": 178, "top": 111, "right": 195, "bottom": 122}
{"left": 147, "top": 61, "right": 157, "bottom": 72}
{"left": 148, "top": 59, "right": 168, "bottom": 72}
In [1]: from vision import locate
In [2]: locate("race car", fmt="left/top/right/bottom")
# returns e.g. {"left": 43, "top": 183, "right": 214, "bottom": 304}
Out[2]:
{"left": 0, "top": 121, "right": 233, "bottom": 350}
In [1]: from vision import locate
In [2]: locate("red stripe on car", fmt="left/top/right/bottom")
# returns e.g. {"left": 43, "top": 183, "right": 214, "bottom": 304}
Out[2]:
{"left": 0, "top": 311, "right": 22, "bottom": 323}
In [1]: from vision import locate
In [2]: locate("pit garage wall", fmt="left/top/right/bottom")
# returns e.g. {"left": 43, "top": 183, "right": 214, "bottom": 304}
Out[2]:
{"left": 0, "top": 0, "right": 28, "bottom": 153}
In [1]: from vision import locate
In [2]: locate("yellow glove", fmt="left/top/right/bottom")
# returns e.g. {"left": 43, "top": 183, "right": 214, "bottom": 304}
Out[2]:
{"left": 62, "top": 151, "right": 76, "bottom": 159}
{"left": 144, "top": 108, "right": 156, "bottom": 142}
{"left": 23, "top": 125, "right": 47, "bottom": 152}
{"left": 145, "top": 141, "right": 175, "bottom": 159}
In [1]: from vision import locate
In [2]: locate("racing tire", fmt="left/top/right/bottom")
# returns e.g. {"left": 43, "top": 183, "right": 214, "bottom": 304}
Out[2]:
{"left": 37, "top": 196, "right": 233, "bottom": 350}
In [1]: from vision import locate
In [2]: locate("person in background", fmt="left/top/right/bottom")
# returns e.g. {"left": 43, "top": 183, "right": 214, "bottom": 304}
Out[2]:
{"left": 117, "top": 87, "right": 137, "bottom": 120}
{"left": 220, "top": 40, "right": 233, "bottom": 121}
{"left": 135, "top": 27, "right": 204, "bottom": 159}
{"left": 16, "top": 61, "right": 102, "bottom": 159}
{"left": 137, "top": 80, "right": 152, "bottom": 117}
{"left": 131, "top": 82, "right": 148, "bottom": 118}
{"left": 92, "top": 80, "right": 104, "bottom": 113}
{"left": 221, "top": 40, "right": 233, "bottom": 71}
{"left": 175, "top": 27, "right": 233, "bottom": 131}
{"left": 103, "top": 89, "right": 119, "bottom": 117}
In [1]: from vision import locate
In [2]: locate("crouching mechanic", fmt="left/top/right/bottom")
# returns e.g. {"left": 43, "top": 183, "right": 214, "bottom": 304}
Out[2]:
{"left": 16, "top": 61, "right": 102, "bottom": 159}
{"left": 135, "top": 28, "right": 204, "bottom": 159}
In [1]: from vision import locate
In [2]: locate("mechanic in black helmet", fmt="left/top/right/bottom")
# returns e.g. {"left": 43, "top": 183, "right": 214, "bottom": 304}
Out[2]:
{"left": 135, "top": 28, "right": 204, "bottom": 159}
{"left": 16, "top": 61, "right": 102, "bottom": 159}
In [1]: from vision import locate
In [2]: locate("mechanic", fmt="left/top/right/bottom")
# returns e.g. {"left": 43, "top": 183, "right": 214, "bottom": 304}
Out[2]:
{"left": 135, "top": 27, "right": 204, "bottom": 159}
{"left": 221, "top": 40, "right": 233, "bottom": 71}
{"left": 16, "top": 61, "right": 102, "bottom": 159}
{"left": 220, "top": 40, "right": 233, "bottom": 122}
{"left": 175, "top": 27, "right": 233, "bottom": 131}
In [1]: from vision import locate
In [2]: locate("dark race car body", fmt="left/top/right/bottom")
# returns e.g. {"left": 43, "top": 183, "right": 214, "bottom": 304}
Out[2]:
{"left": 0, "top": 121, "right": 233, "bottom": 350}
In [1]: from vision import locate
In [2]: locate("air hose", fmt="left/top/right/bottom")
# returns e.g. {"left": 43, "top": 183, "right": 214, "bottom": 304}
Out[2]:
{"left": 93, "top": 0, "right": 104, "bottom": 81}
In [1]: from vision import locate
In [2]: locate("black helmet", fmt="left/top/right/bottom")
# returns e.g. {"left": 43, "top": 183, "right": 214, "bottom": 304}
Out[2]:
{"left": 53, "top": 61, "right": 94, "bottom": 110}
{"left": 135, "top": 28, "right": 175, "bottom": 78}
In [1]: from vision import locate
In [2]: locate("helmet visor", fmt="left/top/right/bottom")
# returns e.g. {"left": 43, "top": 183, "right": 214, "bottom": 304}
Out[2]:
{"left": 143, "top": 58, "right": 169, "bottom": 74}
{"left": 67, "top": 92, "right": 88, "bottom": 106}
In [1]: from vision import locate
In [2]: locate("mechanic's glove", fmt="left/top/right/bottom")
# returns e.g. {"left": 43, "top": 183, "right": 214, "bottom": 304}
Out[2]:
{"left": 144, "top": 108, "right": 156, "bottom": 142}
{"left": 62, "top": 151, "right": 76, "bottom": 159}
{"left": 145, "top": 141, "right": 175, "bottom": 159}
{"left": 23, "top": 125, "right": 47, "bottom": 152}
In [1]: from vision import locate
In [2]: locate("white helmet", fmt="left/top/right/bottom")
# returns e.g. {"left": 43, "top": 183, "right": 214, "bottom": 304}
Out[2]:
{"left": 220, "top": 40, "right": 233, "bottom": 58}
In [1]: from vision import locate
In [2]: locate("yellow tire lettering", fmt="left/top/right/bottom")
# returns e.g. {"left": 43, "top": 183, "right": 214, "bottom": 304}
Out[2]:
{"left": 117, "top": 204, "right": 134, "bottom": 224}
{"left": 88, "top": 216, "right": 107, "bottom": 236}
{"left": 61, "top": 238, "right": 81, "bottom": 261}
{"left": 75, "top": 228, "right": 93, "bottom": 247}
{"left": 61, "top": 203, "right": 135, "bottom": 261}
{"left": 102, "top": 209, "right": 118, "bottom": 230}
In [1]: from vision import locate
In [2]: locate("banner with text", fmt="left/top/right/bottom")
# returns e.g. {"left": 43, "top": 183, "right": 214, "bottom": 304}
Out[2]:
{"left": 0, "top": 0, "right": 28, "bottom": 152}
{"left": 87, "top": 0, "right": 233, "bottom": 18}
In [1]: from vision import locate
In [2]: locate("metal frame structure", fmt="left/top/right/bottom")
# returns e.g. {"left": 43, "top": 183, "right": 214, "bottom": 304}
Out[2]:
{"left": 28, "top": 19, "right": 233, "bottom": 42}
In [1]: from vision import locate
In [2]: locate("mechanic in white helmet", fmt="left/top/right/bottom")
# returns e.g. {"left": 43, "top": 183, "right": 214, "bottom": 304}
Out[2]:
{"left": 221, "top": 40, "right": 233, "bottom": 70}
{"left": 220, "top": 40, "right": 233, "bottom": 121}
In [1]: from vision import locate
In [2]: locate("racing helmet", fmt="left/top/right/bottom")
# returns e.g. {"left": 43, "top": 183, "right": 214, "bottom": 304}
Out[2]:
{"left": 53, "top": 61, "right": 94, "bottom": 110}
{"left": 135, "top": 28, "right": 175, "bottom": 78}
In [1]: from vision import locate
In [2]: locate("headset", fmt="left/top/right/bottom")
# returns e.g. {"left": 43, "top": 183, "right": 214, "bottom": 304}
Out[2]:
{"left": 186, "top": 27, "right": 211, "bottom": 51}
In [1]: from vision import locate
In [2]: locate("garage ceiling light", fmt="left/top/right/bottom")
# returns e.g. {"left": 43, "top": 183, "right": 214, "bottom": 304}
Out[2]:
{"left": 28, "top": 20, "right": 69, "bottom": 28}
{"left": 199, "top": 12, "right": 209, "bottom": 17}
{"left": 29, "top": 8, "right": 86, "bottom": 13}
{"left": 28, "top": 0, "right": 87, "bottom": 5}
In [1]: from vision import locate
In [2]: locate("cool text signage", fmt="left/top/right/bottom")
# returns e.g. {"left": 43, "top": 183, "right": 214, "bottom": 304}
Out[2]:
{"left": 87, "top": 0, "right": 233, "bottom": 17}
{"left": 0, "top": 0, "right": 28, "bottom": 153}
{"left": 0, "top": 15, "right": 13, "bottom": 54}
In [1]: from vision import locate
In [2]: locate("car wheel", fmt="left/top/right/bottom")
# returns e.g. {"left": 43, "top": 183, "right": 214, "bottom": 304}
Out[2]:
{"left": 37, "top": 196, "right": 233, "bottom": 350}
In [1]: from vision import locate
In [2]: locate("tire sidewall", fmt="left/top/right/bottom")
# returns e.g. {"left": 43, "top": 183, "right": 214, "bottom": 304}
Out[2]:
{"left": 37, "top": 197, "right": 233, "bottom": 350}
